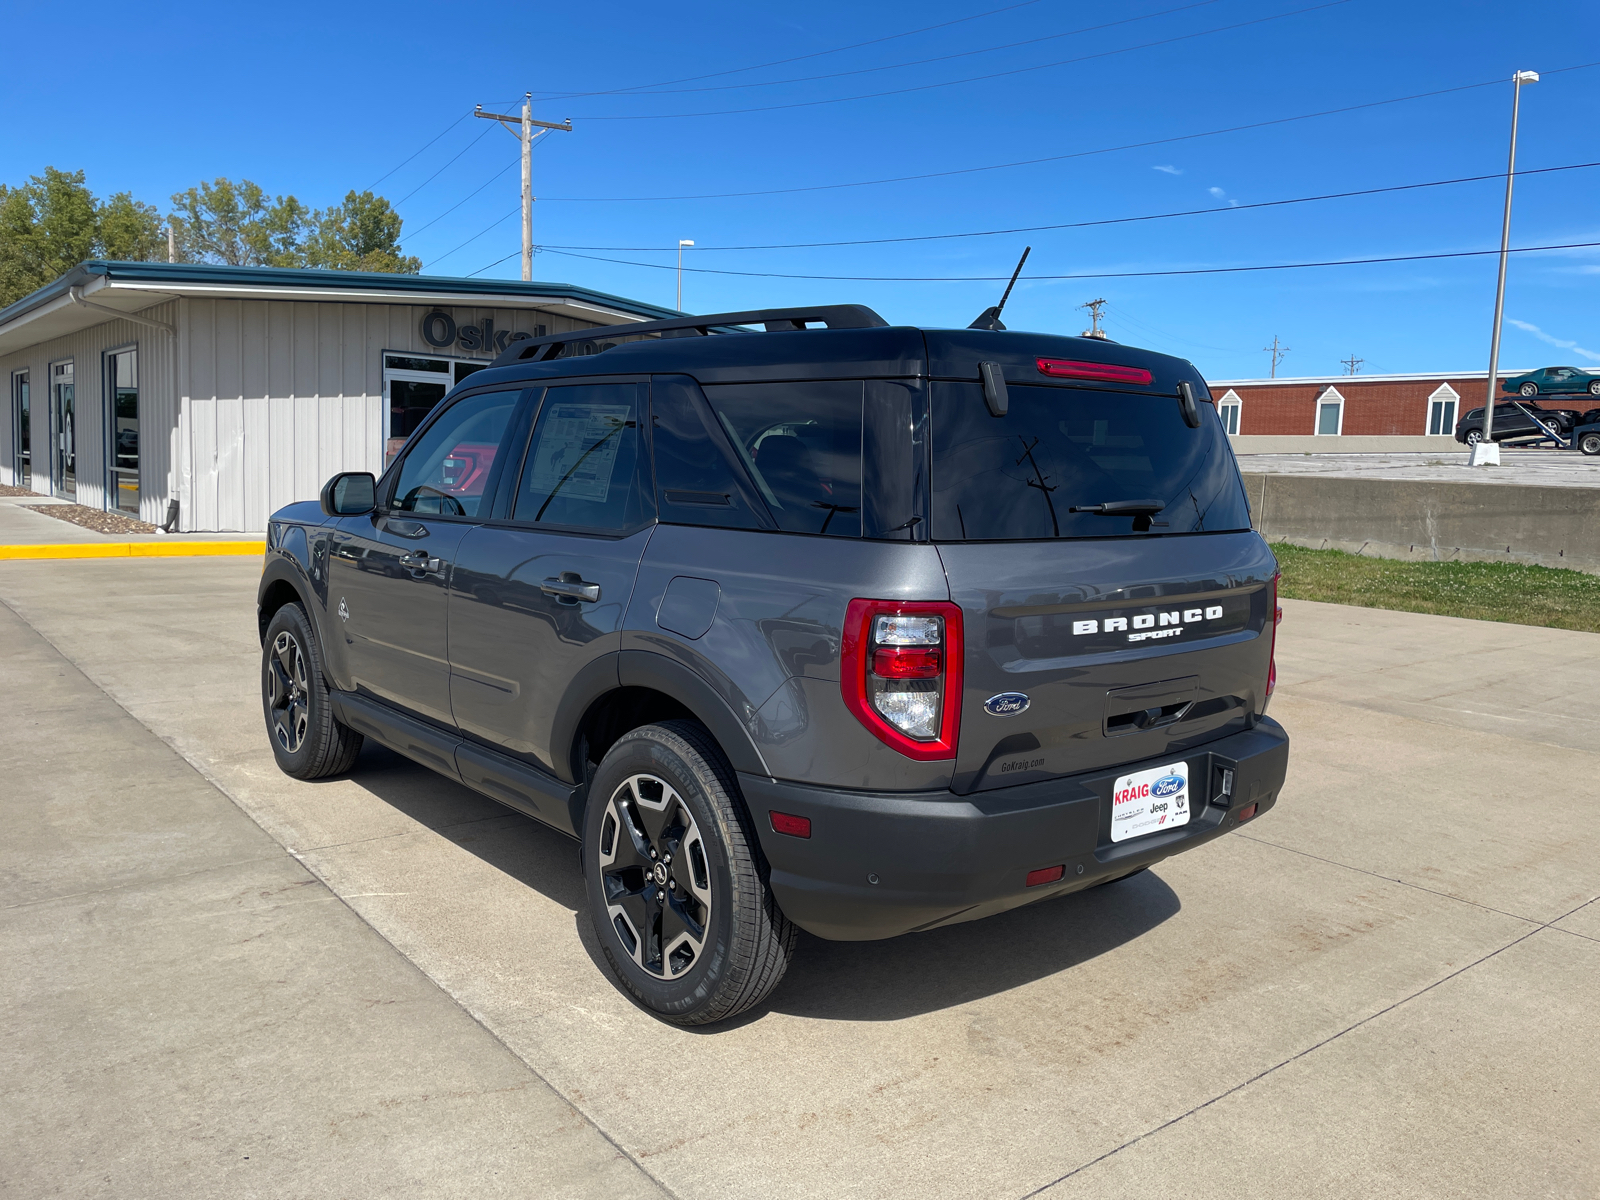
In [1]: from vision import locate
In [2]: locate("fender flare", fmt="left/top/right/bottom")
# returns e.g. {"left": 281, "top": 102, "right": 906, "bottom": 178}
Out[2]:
{"left": 616, "top": 650, "right": 770, "bottom": 778}
{"left": 257, "top": 554, "right": 333, "bottom": 661}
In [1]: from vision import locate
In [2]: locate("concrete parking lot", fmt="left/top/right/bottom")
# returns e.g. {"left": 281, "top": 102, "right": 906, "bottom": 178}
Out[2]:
{"left": 2, "top": 556, "right": 1596, "bottom": 1199}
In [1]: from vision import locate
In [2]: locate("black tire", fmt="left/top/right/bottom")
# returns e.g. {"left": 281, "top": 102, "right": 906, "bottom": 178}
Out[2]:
{"left": 1520, "top": 382, "right": 1538, "bottom": 396}
{"left": 261, "top": 603, "right": 363, "bottom": 780}
{"left": 1463, "top": 428, "right": 1482, "bottom": 446}
{"left": 583, "top": 720, "right": 795, "bottom": 1026}
{"left": 1581, "top": 432, "right": 1600, "bottom": 457}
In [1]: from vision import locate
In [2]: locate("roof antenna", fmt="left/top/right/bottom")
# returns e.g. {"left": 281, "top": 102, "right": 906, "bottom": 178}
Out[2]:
{"left": 968, "top": 246, "right": 1031, "bottom": 331}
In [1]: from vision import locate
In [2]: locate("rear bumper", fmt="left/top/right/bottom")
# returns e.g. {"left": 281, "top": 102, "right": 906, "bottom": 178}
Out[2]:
{"left": 741, "top": 717, "right": 1289, "bottom": 941}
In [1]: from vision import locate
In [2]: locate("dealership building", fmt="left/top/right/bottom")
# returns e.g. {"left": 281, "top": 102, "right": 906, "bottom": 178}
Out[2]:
{"left": 0, "top": 261, "right": 674, "bottom": 531}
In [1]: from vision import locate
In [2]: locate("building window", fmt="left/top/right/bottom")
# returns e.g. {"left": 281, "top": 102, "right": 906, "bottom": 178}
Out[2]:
{"left": 382, "top": 351, "right": 496, "bottom": 463}
{"left": 1216, "top": 389, "right": 1242, "bottom": 436}
{"left": 10, "top": 370, "right": 29, "bottom": 492}
{"left": 1314, "top": 386, "right": 1344, "bottom": 436}
{"left": 107, "top": 347, "right": 139, "bottom": 515}
{"left": 1427, "top": 383, "right": 1459, "bottom": 436}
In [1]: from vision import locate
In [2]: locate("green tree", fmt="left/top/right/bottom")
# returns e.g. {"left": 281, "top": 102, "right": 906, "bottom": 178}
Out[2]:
{"left": 304, "top": 190, "right": 421, "bottom": 274}
{"left": 98, "top": 191, "right": 167, "bottom": 262}
{"left": 168, "top": 178, "right": 311, "bottom": 267}
{"left": 0, "top": 167, "right": 101, "bottom": 307}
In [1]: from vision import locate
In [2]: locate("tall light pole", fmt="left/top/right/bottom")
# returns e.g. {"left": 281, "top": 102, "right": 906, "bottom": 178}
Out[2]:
{"left": 476, "top": 97, "right": 572, "bottom": 281}
{"left": 677, "top": 240, "right": 694, "bottom": 311}
{"left": 1472, "top": 69, "right": 1540, "bottom": 467}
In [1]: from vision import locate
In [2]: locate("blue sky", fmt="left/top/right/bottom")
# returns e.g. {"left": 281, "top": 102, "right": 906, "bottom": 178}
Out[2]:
{"left": 3, "top": 0, "right": 1597, "bottom": 379}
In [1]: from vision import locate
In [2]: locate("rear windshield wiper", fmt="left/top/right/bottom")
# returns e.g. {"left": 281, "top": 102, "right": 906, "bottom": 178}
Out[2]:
{"left": 1069, "top": 499, "right": 1165, "bottom": 516}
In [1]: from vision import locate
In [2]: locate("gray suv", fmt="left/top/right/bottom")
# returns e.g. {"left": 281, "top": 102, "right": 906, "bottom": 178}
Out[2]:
{"left": 257, "top": 305, "right": 1289, "bottom": 1025}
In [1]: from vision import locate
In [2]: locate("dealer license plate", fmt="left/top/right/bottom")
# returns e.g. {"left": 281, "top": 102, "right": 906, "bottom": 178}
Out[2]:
{"left": 1110, "top": 761, "right": 1191, "bottom": 843}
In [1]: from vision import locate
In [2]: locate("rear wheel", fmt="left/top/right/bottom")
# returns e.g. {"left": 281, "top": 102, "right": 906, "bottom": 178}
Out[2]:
{"left": 261, "top": 603, "right": 363, "bottom": 780}
{"left": 584, "top": 720, "right": 795, "bottom": 1026}
{"left": 1520, "top": 382, "right": 1539, "bottom": 396}
{"left": 1581, "top": 432, "right": 1600, "bottom": 456}
{"left": 1589, "top": 380, "right": 1600, "bottom": 396}
{"left": 1463, "top": 428, "right": 1483, "bottom": 446}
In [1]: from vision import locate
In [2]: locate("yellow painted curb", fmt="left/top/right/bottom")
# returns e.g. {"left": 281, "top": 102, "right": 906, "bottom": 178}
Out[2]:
{"left": 0, "top": 541, "right": 265, "bottom": 561}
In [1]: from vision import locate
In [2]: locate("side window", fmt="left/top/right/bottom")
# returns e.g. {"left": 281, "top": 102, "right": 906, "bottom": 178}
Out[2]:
{"left": 700, "top": 381, "right": 863, "bottom": 538}
{"left": 649, "top": 376, "right": 769, "bottom": 530}
{"left": 391, "top": 389, "right": 520, "bottom": 517}
{"left": 512, "top": 383, "right": 651, "bottom": 532}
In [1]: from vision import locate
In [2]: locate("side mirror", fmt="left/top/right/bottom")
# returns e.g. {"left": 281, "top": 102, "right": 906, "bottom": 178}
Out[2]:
{"left": 320, "top": 472, "right": 377, "bottom": 516}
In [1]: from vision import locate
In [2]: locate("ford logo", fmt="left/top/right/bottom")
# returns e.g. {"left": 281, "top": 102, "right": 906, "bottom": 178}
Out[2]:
{"left": 984, "top": 692, "right": 1030, "bottom": 716}
{"left": 1152, "top": 774, "right": 1185, "bottom": 798}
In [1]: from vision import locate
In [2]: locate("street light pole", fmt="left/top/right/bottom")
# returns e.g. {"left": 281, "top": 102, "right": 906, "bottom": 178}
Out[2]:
{"left": 1473, "top": 69, "right": 1540, "bottom": 467}
{"left": 677, "top": 240, "right": 694, "bottom": 311}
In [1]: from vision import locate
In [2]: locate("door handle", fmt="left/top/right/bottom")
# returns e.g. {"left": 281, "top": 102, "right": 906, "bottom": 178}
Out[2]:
{"left": 399, "top": 550, "right": 442, "bottom": 572}
{"left": 541, "top": 576, "right": 601, "bottom": 603}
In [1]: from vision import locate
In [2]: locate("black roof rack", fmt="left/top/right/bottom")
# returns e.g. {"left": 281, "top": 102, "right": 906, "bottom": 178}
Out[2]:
{"left": 489, "top": 304, "right": 889, "bottom": 367}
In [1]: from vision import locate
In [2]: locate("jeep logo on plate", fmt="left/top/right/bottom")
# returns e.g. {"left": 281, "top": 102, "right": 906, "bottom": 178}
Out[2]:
{"left": 984, "top": 692, "right": 1030, "bottom": 716}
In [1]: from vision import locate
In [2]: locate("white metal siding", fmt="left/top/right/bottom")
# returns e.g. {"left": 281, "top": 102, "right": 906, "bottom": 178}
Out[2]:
{"left": 0, "top": 301, "right": 178, "bottom": 526}
{"left": 177, "top": 298, "right": 594, "bottom": 532}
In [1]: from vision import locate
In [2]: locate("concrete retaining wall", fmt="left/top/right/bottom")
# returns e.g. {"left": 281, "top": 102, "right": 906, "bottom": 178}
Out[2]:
{"left": 1231, "top": 435, "right": 1463, "bottom": 454}
{"left": 1242, "top": 472, "right": 1600, "bottom": 573}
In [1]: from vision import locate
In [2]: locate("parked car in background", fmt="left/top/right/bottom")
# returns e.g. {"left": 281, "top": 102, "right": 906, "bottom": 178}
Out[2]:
{"left": 1501, "top": 366, "right": 1600, "bottom": 397}
{"left": 1455, "top": 400, "right": 1585, "bottom": 445}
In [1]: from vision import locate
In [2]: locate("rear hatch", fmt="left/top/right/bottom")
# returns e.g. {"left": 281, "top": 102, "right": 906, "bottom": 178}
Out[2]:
{"left": 924, "top": 332, "right": 1276, "bottom": 794}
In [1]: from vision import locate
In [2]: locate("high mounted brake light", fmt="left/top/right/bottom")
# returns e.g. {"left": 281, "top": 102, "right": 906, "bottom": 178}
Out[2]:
{"left": 841, "top": 600, "right": 963, "bottom": 760}
{"left": 1036, "top": 357, "right": 1154, "bottom": 385}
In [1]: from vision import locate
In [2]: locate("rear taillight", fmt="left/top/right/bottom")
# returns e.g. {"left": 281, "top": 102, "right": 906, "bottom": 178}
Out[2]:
{"left": 1036, "top": 357, "right": 1154, "bottom": 385}
{"left": 841, "top": 599, "right": 963, "bottom": 760}
{"left": 1264, "top": 573, "right": 1282, "bottom": 704}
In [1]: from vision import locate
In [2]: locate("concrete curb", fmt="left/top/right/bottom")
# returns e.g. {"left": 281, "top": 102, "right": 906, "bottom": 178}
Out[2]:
{"left": 0, "top": 541, "right": 265, "bottom": 561}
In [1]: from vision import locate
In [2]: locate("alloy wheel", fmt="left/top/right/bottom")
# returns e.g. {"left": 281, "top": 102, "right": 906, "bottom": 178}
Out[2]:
{"left": 267, "top": 631, "right": 310, "bottom": 754}
{"left": 597, "top": 773, "right": 713, "bottom": 980}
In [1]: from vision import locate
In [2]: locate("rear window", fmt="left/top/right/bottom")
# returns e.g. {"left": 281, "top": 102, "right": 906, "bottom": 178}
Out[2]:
{"left": 930, "top": 382, "right": 1250, "bottom": 541}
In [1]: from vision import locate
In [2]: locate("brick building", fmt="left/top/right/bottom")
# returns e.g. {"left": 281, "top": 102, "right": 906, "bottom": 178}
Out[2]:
{"left": 1204, "top": 370, "right": 1531, "bottom": 439}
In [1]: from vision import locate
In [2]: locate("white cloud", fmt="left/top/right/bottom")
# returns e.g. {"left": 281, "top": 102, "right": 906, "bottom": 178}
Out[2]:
{"left": 1508, "top": 318, "right": 1600, "bottom": 362}
{"left": 1208, "top": 186, "right": 1226, "bottom": 198}
{"left": 1153, "top": 165, "right": 1183, "bottom": 175}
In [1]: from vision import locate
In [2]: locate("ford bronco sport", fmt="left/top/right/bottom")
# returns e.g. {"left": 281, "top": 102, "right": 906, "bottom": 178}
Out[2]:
{"left": 257, "top": 304, "right": 1290, "bottom": 1025}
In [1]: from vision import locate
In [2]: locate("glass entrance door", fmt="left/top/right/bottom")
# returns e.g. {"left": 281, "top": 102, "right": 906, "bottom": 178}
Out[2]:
{"left": 50, "top": 361, "right": 74, "bottom": 500}
{"left": 10, "top": 371, "right": 28, "bottom": 491}
{"left": 108, "top": 349, "right": 139, "bottom": 514}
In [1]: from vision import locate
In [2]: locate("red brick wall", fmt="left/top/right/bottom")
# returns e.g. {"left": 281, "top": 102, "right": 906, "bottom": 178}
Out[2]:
{"left": 1208, "top": 377, "right": 1502, "bottom": 435}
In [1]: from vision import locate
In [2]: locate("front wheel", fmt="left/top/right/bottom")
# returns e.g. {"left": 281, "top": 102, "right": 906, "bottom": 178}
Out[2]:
{"left": 1581, "top": 432, "right": 1600, "bottom": 456}
{"left": 1520, "top": 382, "right": 1539, "bottom": 396}
{"left": 584, "top": 721, "right": 795, "bottom": 1026}
{"left": 261, "top": 603, "right": 363, "bottom": 779}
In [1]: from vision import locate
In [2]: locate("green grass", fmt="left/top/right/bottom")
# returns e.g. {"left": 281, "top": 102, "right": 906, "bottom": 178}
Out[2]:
{"left": 1271, "top": 543, "right": 1600, "bottom": 633}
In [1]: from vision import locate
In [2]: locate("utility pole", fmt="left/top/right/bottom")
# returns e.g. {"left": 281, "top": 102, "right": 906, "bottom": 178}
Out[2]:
{"left": 677, "top": 240, "right": 694, "bottom": 311}
{"left": 1474, "top": 69, "right": 1540, "bottom": 467}
{"left": 1079, "top": 298, "right": 1108, "bottom": 340}
{"left": 477, "top": 95, "right": 572, "bottom": 281}
{"left": 166, "top": 226, "right": 176, "bottom": 264}
{"left": 1263, "top": 335, "right": 1290, "bottom": 379}
{"left": 1341, "top": 353, "right": 1364, "bottom": 375}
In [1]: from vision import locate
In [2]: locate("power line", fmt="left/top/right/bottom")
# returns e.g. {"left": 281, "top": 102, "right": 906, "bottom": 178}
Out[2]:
{"left": 527, "top": 0, "right": 1050, "bottom": 100}
{"left": 394, "top": 121, "right": 499, "bottom": 209}
{"left": 425, "top": 205, "right": 521, "bottom": 269}
{"left": 404, "top": 157, "right": 521, "bottom": 239}
{"left": 570, "top": 0, "right": 1358, "bottom": 120}
{"left": 563, "top": 0, "right": 1231, "bottom": 98}
{"left": 366, "top": 109, "right": 473, "bottom": 190}
{"left": 532, "top": 239, "right": 1600, "bottom": 283}
{"left": 534, "top": 68, "right": 1600, "bottom": 201}
{"left": 531, "top": 161, "right": 1600, "bottom": 253}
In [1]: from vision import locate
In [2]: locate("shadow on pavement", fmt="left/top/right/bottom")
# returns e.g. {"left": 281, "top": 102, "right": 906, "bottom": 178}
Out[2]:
{"left": 345, "top": 740, "right": 1181, "bottom": 1023}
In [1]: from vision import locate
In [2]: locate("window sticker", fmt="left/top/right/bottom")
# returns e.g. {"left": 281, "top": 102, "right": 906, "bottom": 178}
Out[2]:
{"left": 527, "top": 404, "right": 631, "bottom": 504}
